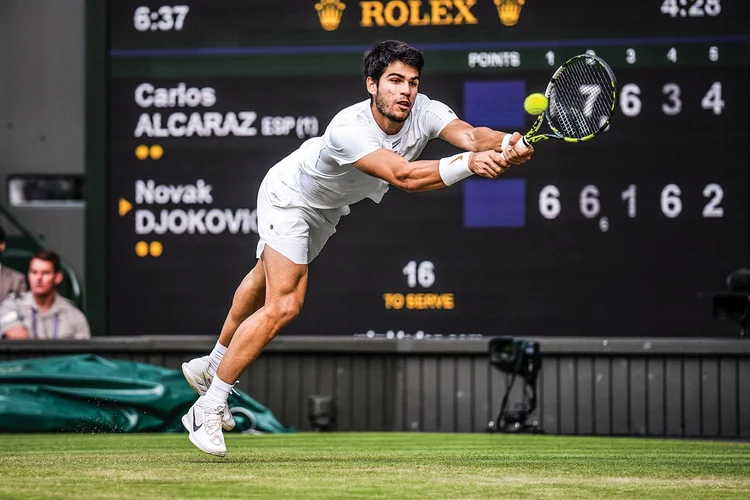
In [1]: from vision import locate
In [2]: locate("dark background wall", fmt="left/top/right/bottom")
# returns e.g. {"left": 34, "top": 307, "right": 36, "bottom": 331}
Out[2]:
{"left": 2, "top": 337, "right": 748, "bottom": 438}
{"left": 0, "top": 0, "right": 86, "bottom": 281}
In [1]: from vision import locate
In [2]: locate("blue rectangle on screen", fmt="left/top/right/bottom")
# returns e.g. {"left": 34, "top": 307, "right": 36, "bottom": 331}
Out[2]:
{"left": 464, "top": 81, "right": 526, "bottom": 129}
{"left": 464, "top": 179, "right": 526, "bottom": 228}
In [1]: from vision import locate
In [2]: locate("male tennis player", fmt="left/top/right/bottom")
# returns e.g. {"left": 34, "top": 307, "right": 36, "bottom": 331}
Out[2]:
{"left": 181, "top": 40, "right": 534, "bottom": 456}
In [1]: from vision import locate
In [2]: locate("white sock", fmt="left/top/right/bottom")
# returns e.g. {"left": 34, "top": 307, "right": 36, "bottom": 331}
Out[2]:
{"left": 203, "top": 374, "right": 232, "bottom": 407}
{"left": 208, "top": 341, "right": 227, "bottom": 376}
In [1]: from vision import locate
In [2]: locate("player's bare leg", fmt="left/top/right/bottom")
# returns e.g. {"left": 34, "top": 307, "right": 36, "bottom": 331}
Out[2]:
{"left": 183, "top": 246, "right": 308, "bottom": 456}
{"left": 181, "top": 260, "right": 266, "bottom": 430}
{"left": 217, "top": 246, "right": 308, "bottom": 383}
{"left": 218, "top": 261, "right": 267, "bottom": 347}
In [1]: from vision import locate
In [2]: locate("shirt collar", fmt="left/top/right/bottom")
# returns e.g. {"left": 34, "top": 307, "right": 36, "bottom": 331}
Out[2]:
{"left": 30, "top": 293, "right": 61, "bottom": 314}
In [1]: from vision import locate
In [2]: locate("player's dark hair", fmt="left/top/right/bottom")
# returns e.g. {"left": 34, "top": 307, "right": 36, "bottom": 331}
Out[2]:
{"left": 363, "top": 40, "right": 424, "bottom": 84}
{"left": 32, "top": 249, "right": 61, "bottom": 272}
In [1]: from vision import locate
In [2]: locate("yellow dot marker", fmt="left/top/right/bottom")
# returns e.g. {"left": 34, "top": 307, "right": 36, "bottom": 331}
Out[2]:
{"left": 150, "top": 144, "right": 164, "bottom": 160}
{"left": 149, "top": 241, "right": 163, "bottom": 257}
{"left": 135, "top": 241, "right": 149, "bottom": 257}
{"left": 135, "top": 145, "right": 149, "bottom": 160}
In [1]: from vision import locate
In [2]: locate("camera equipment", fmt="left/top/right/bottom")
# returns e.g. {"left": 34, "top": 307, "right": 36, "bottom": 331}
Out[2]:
{"left": 307, "top": 394, "right": 333, "bottom": 431}
{"left": 487, "top": 337, "right": 542, "bottom": 433}
{"left": 712, "top": 269, "right": 750, "bottom": 339}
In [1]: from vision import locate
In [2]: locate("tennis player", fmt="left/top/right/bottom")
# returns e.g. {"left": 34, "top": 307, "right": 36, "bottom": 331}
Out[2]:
{"left": 181, "top": 40, "right": 534, "bottom": 456}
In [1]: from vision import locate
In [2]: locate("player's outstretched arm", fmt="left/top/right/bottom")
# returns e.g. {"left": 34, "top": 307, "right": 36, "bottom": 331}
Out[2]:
{"left": 354, "top": 148, "right": 509, "bottom": 193}
{"left": 439, "top": 119, "right": 533, "bottom": 165}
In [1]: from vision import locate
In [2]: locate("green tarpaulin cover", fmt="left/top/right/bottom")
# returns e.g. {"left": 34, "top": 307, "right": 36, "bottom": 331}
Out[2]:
{"left": 0, "top": 354, "right": 293, "bottom": 434}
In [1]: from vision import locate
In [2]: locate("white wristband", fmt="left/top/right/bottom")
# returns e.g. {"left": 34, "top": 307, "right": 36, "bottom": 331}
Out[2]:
{"left": 438, "top": 152, "right": 473, "bottom": 186}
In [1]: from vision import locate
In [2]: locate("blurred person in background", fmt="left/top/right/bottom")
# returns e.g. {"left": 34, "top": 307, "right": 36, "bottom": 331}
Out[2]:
{"left": 0, "top": 225, "right": 28, "bottom": 300}
{"left": 0, "top": 250, "right": 89, "bottom": 340}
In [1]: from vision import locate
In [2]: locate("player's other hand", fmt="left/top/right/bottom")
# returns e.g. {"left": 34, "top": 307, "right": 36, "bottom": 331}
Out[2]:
{"left": 503, "top": 132, "right": 534, "bottom": 165}
{"left": 469, "top": 150, "right": 509, "bottom": 178}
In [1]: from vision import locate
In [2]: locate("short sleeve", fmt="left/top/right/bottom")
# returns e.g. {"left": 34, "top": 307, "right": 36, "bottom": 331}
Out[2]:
{"left": 325, "top": 124, "right": 382, "bottom": 166}
{"left": 419, "top": 97, "right": 459, "bottom": 139}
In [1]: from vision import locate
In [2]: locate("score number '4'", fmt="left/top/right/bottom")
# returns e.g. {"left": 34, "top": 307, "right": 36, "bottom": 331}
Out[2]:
{"left": 620, "top": 82, "right": 724, "bottom": 117}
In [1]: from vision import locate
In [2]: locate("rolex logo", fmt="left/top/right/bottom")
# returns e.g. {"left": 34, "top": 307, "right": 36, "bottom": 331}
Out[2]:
{"left": 494, "top": 0, "right": 525, "bottom": 27}
{"left": 315, "top": 0, "right": 346, "bottom": 31}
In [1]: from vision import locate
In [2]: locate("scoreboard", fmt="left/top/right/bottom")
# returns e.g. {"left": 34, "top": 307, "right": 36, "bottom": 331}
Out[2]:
{"left": 106, "top": 0, "right": 750, "bottom": 338}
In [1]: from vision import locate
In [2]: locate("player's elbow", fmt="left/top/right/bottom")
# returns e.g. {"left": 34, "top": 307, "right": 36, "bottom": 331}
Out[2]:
{"left": 392, "top": 168, "right": 418, "bottom": 193}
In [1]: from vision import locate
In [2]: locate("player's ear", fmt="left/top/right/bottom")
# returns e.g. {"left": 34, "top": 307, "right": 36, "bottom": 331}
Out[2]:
{"left": 54, "top": 271, "right": 64, "bottom": 286}
{"left": 366, "top": 76, "right": 378, "bottom": 98}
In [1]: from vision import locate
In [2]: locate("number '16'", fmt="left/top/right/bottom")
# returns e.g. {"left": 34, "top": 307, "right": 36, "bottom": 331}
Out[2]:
{"left": 403, "top": 261, "right": 435, "bottom": 288}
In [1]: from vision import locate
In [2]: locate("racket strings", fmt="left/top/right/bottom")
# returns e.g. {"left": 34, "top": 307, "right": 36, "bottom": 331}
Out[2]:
{"left": 547, "top": 57, "right": 616, "bottom": 139}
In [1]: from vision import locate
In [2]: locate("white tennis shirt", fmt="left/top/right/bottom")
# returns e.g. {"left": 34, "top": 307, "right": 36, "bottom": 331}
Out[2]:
{"left": 268, "top": 93, "right": 458, "bottom": 211}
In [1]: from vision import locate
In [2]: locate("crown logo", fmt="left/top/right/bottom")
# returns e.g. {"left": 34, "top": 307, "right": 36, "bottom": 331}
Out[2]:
{"left": 494, "top": 0, "right": 525, "bottom": 27}
{"left": 315, "top": 0, "right": 346, "bottom": 31}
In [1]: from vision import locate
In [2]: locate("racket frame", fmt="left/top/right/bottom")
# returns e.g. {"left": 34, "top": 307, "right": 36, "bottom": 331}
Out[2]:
{"left": 522, "top": 54, "right": 618, "bottom": 146}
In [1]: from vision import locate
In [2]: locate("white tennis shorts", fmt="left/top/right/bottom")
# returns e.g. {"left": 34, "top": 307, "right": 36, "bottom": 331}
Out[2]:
{"left": 256, "top": 167, "right": 348, "bottom": 265}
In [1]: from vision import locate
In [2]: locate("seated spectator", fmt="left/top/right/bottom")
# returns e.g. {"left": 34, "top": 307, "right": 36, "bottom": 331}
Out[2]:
{"left": 0, "top": 250, "right": 90, "bottom": 339}
{"left": 0, "top": 225, "right": 28, "bottom": 300}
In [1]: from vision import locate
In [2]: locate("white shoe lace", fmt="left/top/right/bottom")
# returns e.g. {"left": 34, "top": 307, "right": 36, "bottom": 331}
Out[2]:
{"left": 202, "top": 404, "right": 225, "bottom": 435}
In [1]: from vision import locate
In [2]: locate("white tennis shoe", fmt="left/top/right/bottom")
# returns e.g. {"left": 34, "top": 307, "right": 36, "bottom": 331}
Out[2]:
{"left": 181, "top": 356, "right": 236, "bottom": 431}
{"left": 182, "top": 396, "right": 226, "bottom": 457}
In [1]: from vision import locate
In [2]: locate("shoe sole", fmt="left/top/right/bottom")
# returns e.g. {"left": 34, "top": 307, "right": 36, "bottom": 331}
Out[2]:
{"left": 181, "top": 363, "right": 236, "bottom": 432}
{"left": 181, "top": 414, "right": 227, "bottom": 457}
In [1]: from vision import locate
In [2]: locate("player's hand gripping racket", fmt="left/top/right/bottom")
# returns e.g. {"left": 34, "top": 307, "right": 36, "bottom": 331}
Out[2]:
{"left": 520, "top": 54, "right": 618, "bottom": 147}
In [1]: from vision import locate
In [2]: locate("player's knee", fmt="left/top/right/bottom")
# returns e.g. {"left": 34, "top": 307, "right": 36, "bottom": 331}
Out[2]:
{"left": 278, "top": 297, "right": 303, "bottom": 325}
{"left": 266, "top": 296, "right": 303, "bottom": 329}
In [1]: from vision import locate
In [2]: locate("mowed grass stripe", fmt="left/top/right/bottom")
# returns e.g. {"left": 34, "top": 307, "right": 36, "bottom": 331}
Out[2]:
{"left": 0, "top": 433, "right": 748, "bottom": 499}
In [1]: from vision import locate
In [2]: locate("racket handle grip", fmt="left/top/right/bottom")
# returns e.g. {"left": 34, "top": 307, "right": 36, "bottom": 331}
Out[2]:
{"left": 521, "top": 136, "right": 530, "bottom": 147}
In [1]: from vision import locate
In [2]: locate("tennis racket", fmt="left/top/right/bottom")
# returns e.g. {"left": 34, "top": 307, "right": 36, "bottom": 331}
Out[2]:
{"left": 521, "top": 54, "right": 618, "bottom": 147}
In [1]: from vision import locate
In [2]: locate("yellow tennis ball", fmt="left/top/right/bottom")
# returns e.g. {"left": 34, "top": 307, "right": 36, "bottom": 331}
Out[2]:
{"left": 524, "top": 93, "right": 549, "bottom": 115}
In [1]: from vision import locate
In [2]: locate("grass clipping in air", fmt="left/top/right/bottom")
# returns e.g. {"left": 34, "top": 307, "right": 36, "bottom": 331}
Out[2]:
{"left": 1, "top": 433, "right": 749, "bottom": 499}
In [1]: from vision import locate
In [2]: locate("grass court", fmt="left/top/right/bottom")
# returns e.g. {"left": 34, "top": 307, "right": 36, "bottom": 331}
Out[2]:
{"left": 1, "top": 433, "right": 749, "bottom": 499}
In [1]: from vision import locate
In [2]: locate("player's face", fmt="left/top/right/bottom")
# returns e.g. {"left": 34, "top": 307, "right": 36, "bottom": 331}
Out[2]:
{"left": 373, "top": 61, "right": 419, "bottom": 123}
{"left": 28, "top": 258, "right": 61, "bottom": 296}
